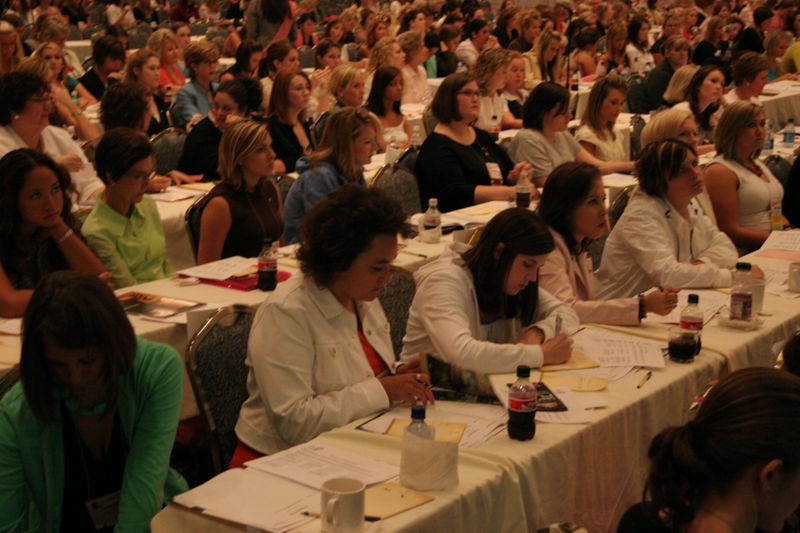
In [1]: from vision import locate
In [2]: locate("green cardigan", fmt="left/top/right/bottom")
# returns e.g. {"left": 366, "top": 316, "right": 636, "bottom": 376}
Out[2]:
{"left": 0, "top": 337, "right": 188, "bottom": 532}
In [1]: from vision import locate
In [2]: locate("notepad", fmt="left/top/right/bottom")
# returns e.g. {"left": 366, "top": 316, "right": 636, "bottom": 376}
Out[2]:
{"left": 364, "top": 483, "right": 434, "bottom": 519}
{"left": 541, "top": 350, "right": 599, "bottom": 372}
{"left": 385, "top": 418, "right": 466, "bottom": 443}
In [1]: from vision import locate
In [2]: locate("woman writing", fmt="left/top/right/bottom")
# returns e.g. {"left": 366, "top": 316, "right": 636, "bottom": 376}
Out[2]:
{"left": 0, "top": 149, "right": 107, "bottom": 318}
{"left": 704, "top": 101, "right": 787, "bottom": 252}
{"left": 284, "top": 108, "right": 379, "bottom": 243}
{"left": 81, "top": 128, "right": 172, "bottom": 288}
{"left": 0, "top": 271, "right": 187, "bottom": 530}
{"left": 508, "top": 82, "right": 633, "bottom": 186}
{"left": 197, "top": 120, "right": 283, "bottom": 264}
{"left": 233, "top": 185, "right": 433, "bottom": 462}
{"left": 415, "top": 73, "right": 530, "bottom": 213}
{"left": 401, "top": 208, "right": 577, "bottom": 393}
{"left": 595, "top": 139, "right": 747, "bottom": 300}
{"left": 267, "top": 70, "right": 314, "bottom": 174}
{"left": 538, "top": 162, "right": 678, "bottom": 326}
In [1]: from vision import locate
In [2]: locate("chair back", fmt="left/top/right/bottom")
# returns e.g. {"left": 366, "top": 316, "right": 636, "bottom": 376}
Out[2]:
{"left": 764, "top": 154, "right": 792, "bottom": 187}
{"left": 422, "top": 106, "right": 438, "bottom": 136}
{"left": 626, "top": 75, "right": 648, "bottom": 114}
{"left": 312, "top": 111, "right": 330, "bottom": 146}
{"left": 397, "top": 145, "right": 420, "bottom": 174}
{"left": 189, "top": 21, "right": 211, "bottom": 35}
{"left": 151, "top": 127, "right": 187, "bottom": 175}
{"left": 185, "top": 305, "right": 255, "bottom": 473}
{"left": 127, "top": 27, "right": 150, "bottom": 49}
{"left": 629, "top": 114, "right": 647, "bottom": 160}
{"left": 67, "top": 24, "right": 81, "bottom": 40}
{"left": 81, "top": 137, "right": 100, "bottom": 165}
{"left": 609, "top": 184, "right": 637, "bottom": 228}
{"left": 377, "top": 271, "right": 416, "bottom": 358}
{"left": 299, "top": 46, "right": 315, "bottom": 69}
{"left": 273, "top": 173, "right": 296, "bottom": 205}
{"left": 184, "top": 191, "right": 211, "bottom": 261}
{"left": 82, "top": 24, "right": 104, "bottom": 40}
{"left": 371, "top": 164, "right": 422, "bottom": 216}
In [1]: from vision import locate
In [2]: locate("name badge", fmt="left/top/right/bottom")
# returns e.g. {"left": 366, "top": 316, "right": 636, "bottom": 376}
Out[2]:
{"left": 486, "top": 162, "right": 502, "bottom": 185}
{"left": 85, "top": 490, "right": 120, "bottom": 530}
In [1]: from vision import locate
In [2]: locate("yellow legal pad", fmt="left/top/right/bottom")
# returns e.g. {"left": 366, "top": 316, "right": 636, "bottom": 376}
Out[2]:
{"left": 540, "top": 350, "right": 599, "bottom": 372}
{"left": 541, "top": 374, "right": 608, "bottom": 392}
{"left": 365, "top": 483, "right": 434, "bottom": 519}
{"left": 385, "top": 418, "right": 466, "bottom": 443}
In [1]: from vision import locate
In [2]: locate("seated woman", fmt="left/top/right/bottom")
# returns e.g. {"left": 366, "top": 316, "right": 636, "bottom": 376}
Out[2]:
{"left": 364, "top": 37, "right": 406, "bottom": 100}
{"left": 124, "top": 48, "right": 170, "bottom": 137}
{"left": 704, "top": 101, "right": 786, "bottom": 252}
{"left": 232, "top": 185, "right": 433, "bottom": 462}
{"left": 82, "top": 128, "right": 172, "bottom": 288}
{"left": 34, "top": 41, "right": 95, "bottom": 107}
{"left": 308, "top": 38, "right": 342, "bottom": 118}
{"left": 575, "top": 74, "right": 628, "bottom": 161}
{"left": 765, "top": 30, "right": 796, "bottom": 82}
{"left": 284, "top": 108, "right": 379, "bottom": 243}
{"left": 397, "top": 30, "right": 432, "bottom": 106}
{"left": 538, "top": 162, "right": 678, "bottom": 326}
{"left": 619, "top": 367, "right": 800, "bottom": 533}
{"left": 258, "top": 40, "right": 300, "bottom": 113}
{"left": 597, "top": 23, "right": 627, "bottom": 76}
{"left": 366, "top": 66, "right": 413, "bottom": 150}
{"left": 415, "top": 73, "right": 530, "bottom": 213}
{"left": 0, "top": 271, "right": 187, "bottom": 529}
{"left": 642, "top": 35, "right": 689, "bottom": 112}
{"left": 672, "top": 65, "right": 724, "bottom": 147}
{"left": 508, "top": 82, "right": 633, "bottom": 186}
{"left": 474, "top": 47, "right": 518, "bottom": 132}
{"left": 0, "top": 72, "right": 104, "bottom": 206}
{"left": 595, "top": 139, "right": 746, "bottom": 300}
{"left": 197, "top": 120, "right": 283, "bottom": 264}
{"left": 502, "top": 51, "right": 528, "bottom": 123}
{"left": 724, "top": 52, "right": 770, "bottom": 106}
{"left": 173, "top": 40, "right": 220, "bottom": 129}
{"left": 267, "top": 70, "right": 314, "bottom": 174}
{"left": 625, "top": 16, "right": 656, "bottom": 73}
{"left": 570, "top": 28, "right": 600, "bottom": 77}
{"left": 177, "top": 78, "right": 263, "bottom": 181}
{"left": 313, "top": 64, "right": 366, "bottom": 145}
{"left": 522, "top": 29, "right": 564, "bottom": 90}
{"left": 220, "top": 39, "right": 262, "bottom": 82}
{"left": 147, "top": 28, "right": 185, "bottom": 101}
{"left": 661, "top": 64, "right": 699, "bottom": 108}
{"left": 400, "top": 208, "right": 576, "bottom": 395}
{"left": 0, "top": 149, "right": 107, "bottom": 317}
{"left": 691, "top": 15, "right": 727, "bottom": 66}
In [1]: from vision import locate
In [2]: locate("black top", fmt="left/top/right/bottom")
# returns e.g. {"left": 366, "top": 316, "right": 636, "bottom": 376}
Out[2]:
{"left": 734, "top": 27, "right": 765, "bottom": 54}
{"left": 60, "top": 406, "right": 128, "bottom": 532}
{"left": 508, "top": 36, "right": 533, "bottom": 53}
{"left": 692, "top": 40, "right": 721, "bottom": 66}
{"left": 146, "top": 94, "right": 170, "bottom": 137}
{"left": 415, "top": 129, "right": 514, "bottom": 213}
{"left": 492, "top": 27, "right": 516, "bottom": 49}
{"left": 1, "top": 237, "right": 69, "bottom": 290}
{"left": 205, "top": 181, "right": 283, "bottom": 258}
{"left": 177, "top": 116, "right": 222, "bottom": 181}
{"left": 650, "top": 35, "right": 667, "bottom": 55}
{"left": 436, "top": 51, "right": 459, "bottom": 78}
{"left": 78, "top": 67, "right": 116, "bottom": 101}
{"left": 642, "top": 59, "right": 675, "bottom": 112}
{"left": 267, "top": 115, "right": 314, "bottom": 173}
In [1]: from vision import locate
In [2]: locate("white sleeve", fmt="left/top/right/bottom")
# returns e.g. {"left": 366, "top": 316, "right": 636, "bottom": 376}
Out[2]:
{"left": 51, "top": 128, "right": 104, "bottom": 204}
{"left": 412, "top": 270, "right": 544, "bottom": 372}
{"left": 529, "top": 288, "right": 581, "bottom": 339}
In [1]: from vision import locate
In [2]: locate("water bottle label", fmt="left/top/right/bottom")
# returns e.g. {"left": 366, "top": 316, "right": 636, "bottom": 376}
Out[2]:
{"left": 730, "top": 293, "right": 753, "bottom": 321}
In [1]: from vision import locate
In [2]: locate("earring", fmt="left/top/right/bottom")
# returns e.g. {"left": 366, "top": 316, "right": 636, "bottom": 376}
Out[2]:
{"left": 11, "top": 114, "right": 19, "bottom": 120}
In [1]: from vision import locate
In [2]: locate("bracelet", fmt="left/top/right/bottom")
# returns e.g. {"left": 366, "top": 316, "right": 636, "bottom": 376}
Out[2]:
{"left": 71, "top": 108, "right": 83, "bottom": 117}
{"left": 56, "top": 228, "right": 74, "bottom": 244}
{"left": 638, "top": 293, "right": 646, "bottom": 320}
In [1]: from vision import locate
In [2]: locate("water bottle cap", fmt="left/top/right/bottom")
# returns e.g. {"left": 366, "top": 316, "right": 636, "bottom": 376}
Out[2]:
{"left": 516, "top": 365, "right": 531, "bottom": 378}
{"left": 735, "top": 262, "right": 752, "bottom": 271}
{"left": 429, "top": 198, "right": 438, "bottom": 207}
{"left": 411, "top": 404, "right": 426, "bottom": 420}
{"left": 688, "top": 293, "right": 699, "bottom": 304}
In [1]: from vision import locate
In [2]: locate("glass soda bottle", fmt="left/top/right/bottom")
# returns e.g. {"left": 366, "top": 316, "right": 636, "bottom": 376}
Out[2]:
{"left": 507, "top": 365, "right": 537, "bottom": 441}
{"left": 516, "top": 168, "right": 532, "bottom": 208}
{"left": 680, "top": 293, "right": 703, "bottom": 355}
{"left": 257, "top": 239, "right": 278, "bottom": 291}
{"left": 418, "top": 198, "right": 442, "bottom": 244}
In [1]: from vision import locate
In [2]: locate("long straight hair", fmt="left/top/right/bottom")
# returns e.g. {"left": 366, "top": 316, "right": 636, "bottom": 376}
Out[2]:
{"left": 309, "top": 108, "right": 379, "bottom": 182}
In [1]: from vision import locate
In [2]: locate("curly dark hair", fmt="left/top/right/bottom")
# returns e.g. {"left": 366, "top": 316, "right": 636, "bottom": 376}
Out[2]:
{"left": 297, "top": 184, "right": 410, "bottom": 287}
{"left": 100, "top": 82, "right": 149, "bottom": 131}
{"left": 95, "top": 127, "right": 153, "bottom": 185}
{"left": 0, "top": 71, "right": 48, "bottom": 125}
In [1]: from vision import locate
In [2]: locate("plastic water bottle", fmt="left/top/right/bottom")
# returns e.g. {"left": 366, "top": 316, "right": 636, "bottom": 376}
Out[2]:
{"left": 507, "top": 365, "right": 537, "bottom": 441}
{"left": 680, "top": 293, "right": 703, "bottom": 354}
{"left": 516, "top": 168, "right": 532, "bottom": 208}
{"left": 399, "top": 405, "right": 439, "bottom": 490}
{"left": 411, "top": 122, "right": 423, "bottom": 146}
{"left": 418, "top": 198, "right": 442, "bottom": 244}
{"left": 385, "top": 135, "right": 401, "bottom": 165}
{"left": 404, "top": 405, "right": 435, "bottom": 440}
{"left": 257, "top": 239, "right": 278, "bottom": 291}
{"left": 784, "top": 118, "right": 795, "bottom": 144}
{"left": 764, "top": 119, "right": 774, "bottom": 152}
{"left": 729, "top": 262, "right": 753, "bottom": 321}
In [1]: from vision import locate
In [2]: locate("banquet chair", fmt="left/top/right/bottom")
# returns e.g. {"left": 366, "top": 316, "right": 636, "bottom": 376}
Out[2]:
{"left": 626, "top": 76, "right": 648, "bottom": 115}
{"left": 82, "top": 24, "right": 104, "bottom": 40}
{"left": 377, "top": 271, "right": 417, "bottom": 358}
{"left": 151, "top": 127, "right": 187, "bottom": 175}
{"left": 422, "top": 105, "right": 437, "bottom": 136}
{"left": 397, "top": 145, "right": 420, "bottom": 174}
{"left": 189, "top": 21, "right": 211, "bottom": 36}
{"left": 298, "top": 46, "right": 315, "bottom": 69}
{"left": 185, "top": 304, "right": 255, "bottom": 474}
{"left": 184, "top": 192, "right": 211, "bottom": 261}
{"left": 67, "top": 24, "right": 81, "bottom": 40}
{"left": 370, "top": 164, "right": 422, "bottom": 216}
{"left": 609, "top": 184, "right": 637, "bottom": 229}
{"left": 273, "top": 173, "right": 296, "bottom": 205}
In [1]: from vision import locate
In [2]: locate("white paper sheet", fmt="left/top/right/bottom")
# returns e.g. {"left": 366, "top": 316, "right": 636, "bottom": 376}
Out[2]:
{"left": 760, "top": 230, "right": 800, "bottom": 253}
{"left": 172, "top": 468, "right": 316, "bottom": 532}
{"left": 602, "top": 173, "right": 638, "bottom": 189}
{"left": 0, "top": 318, "right": 22, "bottom": 335}
{"left": 148, "top": 186, "right": 202, "bottom": 202}
{"left": 765, "top": 268, "right": 800, "bottom": 299}
{"left": 359, "top": 401, "right": 507, "bottom": 448}
{"left": 648, "top": 289, "right": 729, "bottom": 325}
{"left": 537, "top": 387, "right": 608, "bottom": 424}
{"left": 563, "top": 366, "right": 638, "bottom": 383}
{"left": 245, "top": 442, "right": 399, "bottom": 490}
{"left": 139, "top": 303, "right": 222, "bottom": 325}
{"left": 177, "top": 256, "right": 255, "bottom": 281}
{"left": 572, "top": 328, "right": 666, "bottom": 368}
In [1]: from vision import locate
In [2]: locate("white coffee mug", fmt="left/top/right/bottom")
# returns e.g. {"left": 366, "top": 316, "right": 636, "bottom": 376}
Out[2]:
{"left": 789, "top": 262, "right": 800, "bottom": 292}
{"left": 321, "top": 478, "right": 365, "bottom": 533}
{"left": 751, "top": 279, "right": 766, "bottom": 315}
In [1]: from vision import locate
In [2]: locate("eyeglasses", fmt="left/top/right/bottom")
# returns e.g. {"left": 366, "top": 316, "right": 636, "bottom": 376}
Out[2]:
{"left": 29, "top": 93, "right": 54, "bottom": 105}
{"left": 126, "top": 170, "right": 156, "bottom": 182}
{"left": 457, "top": 90, "right": 481, "bottom": 99}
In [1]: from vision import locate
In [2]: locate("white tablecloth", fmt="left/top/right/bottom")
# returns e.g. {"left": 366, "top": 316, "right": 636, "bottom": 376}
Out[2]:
{"left": 760, "top": 81, "right": 800, "bottom": 129}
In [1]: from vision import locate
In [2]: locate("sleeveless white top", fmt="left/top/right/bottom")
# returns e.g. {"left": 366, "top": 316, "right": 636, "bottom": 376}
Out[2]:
{"left": 710, "top": 156, "right": 784, "bottom": 232}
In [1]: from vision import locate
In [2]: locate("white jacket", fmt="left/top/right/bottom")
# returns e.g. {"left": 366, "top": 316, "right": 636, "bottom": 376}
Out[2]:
{"left": 235, "top": 275, "right": 393, "bottom": 455}
{"left": 400, "top": 244, "right": 579, "bottom": 372}
{"left": 595, "top": 190, "right": 738, "bottom": 299}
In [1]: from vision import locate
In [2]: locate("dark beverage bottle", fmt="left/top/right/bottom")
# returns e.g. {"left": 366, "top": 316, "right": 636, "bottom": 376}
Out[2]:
{"left": 668, "top": 335, "right": 697, "bottom": 363}
{"left": 507, "top": 365, "right": 537, "bottom": 440}
{"left": 257, "top": 239, "right": 278, "bottom": 291}
{"left": 680, "top": 293, "right": 703, "bottom": 355}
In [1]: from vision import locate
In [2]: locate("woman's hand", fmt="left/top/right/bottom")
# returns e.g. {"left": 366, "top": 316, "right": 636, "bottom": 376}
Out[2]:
{"left": 145, "top": 175, "right": 172, "bottom": 193}
{"left": 643, "top": 288, "right": 679, "bottom": 316}
{"left": 53, "top": 154, "right": 84, "bottom": 172}
{"left": 541, "top": 333, "right": 573, "bottom": 365}
{"left": 379, "top": 373, "right": 435, "bottom": 405}
{"left": 396, "top": 355, "right": 423, "bottom": 374}
{"left": 518, "top": 326, "right": 544, "bottom": 345}
{"left": 168, "top": 170, "right": 203, "bottom": 184}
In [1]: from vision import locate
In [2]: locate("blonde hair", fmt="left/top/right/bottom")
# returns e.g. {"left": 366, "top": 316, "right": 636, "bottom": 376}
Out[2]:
{"left": 0, "top": 20, "right": 23, "bottom": 75}
{"left": 397, "top": 30, "right": 423, "bottom": 59}
{"left": 32, "top": 41, "right": 65, "bottom": 81}
{"left": 218, "top": 119, "right": 271, "bottom": 191}
{"left": 309, "top": 107, "right": 380, "bottom": 183}
{"left": 124, "top": 47, "right": 159, "bottom": 83}
{"left": 640, "top": 107, "right": 693, "bottom": 147}
{"left": 473, "top": 47, "right": 511, "bottom": 95}
{"left": 533, "top": 30, "right": 564, "bottom": 82}
{"left": 604, "top": 23, "right": 627, "bottom": 58}
{"left": 517, "top": 9, "right": 542, "bottom": 29}
{"left": 765, "top": 30, "right": 792, "bottom": 58}
{"left": 714, "top": 101, "right": 764, "bottom": 161}
{"left": 328, "top": 63, "right": 365, "bottom": 103}
{"left": 703, "top": 16, "right": 725, "bottom": 44}
{"left": 15, "top": 56, "right": 51, "bottom": 83}
{"left": 663, "top": 64, "right": 699, "bottom": 105}
{"left": 369, "top": 37, "right": 401, "bottom": 72}
{"left": 146, "top": 28, "right": 178, "bottom": 56}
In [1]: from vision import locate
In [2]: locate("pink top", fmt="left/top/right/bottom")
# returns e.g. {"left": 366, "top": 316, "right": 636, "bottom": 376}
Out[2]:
{"left": 159, "top": 65, "right": 186, "bottom": 92}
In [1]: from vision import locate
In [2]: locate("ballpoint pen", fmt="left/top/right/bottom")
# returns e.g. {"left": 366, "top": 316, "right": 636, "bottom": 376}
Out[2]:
{"left": 555, "top": 315, "right": 562, "bottom": 336}
{"left": 637, "top": 370, "right": 652, "bottom": 389}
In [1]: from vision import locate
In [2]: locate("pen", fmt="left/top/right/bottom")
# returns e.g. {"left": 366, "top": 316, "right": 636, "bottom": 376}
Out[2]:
{"left": 302, "top": 511, "right": 380, "bottom": 522}
{"left": 689, "top": 379, "right": 718, "bottom": 411}
{"left": 636, "top": 370, "right": 652, "bottom": 389}
{"left": 555, "top": 315, "right": 562, "bottom": 336}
